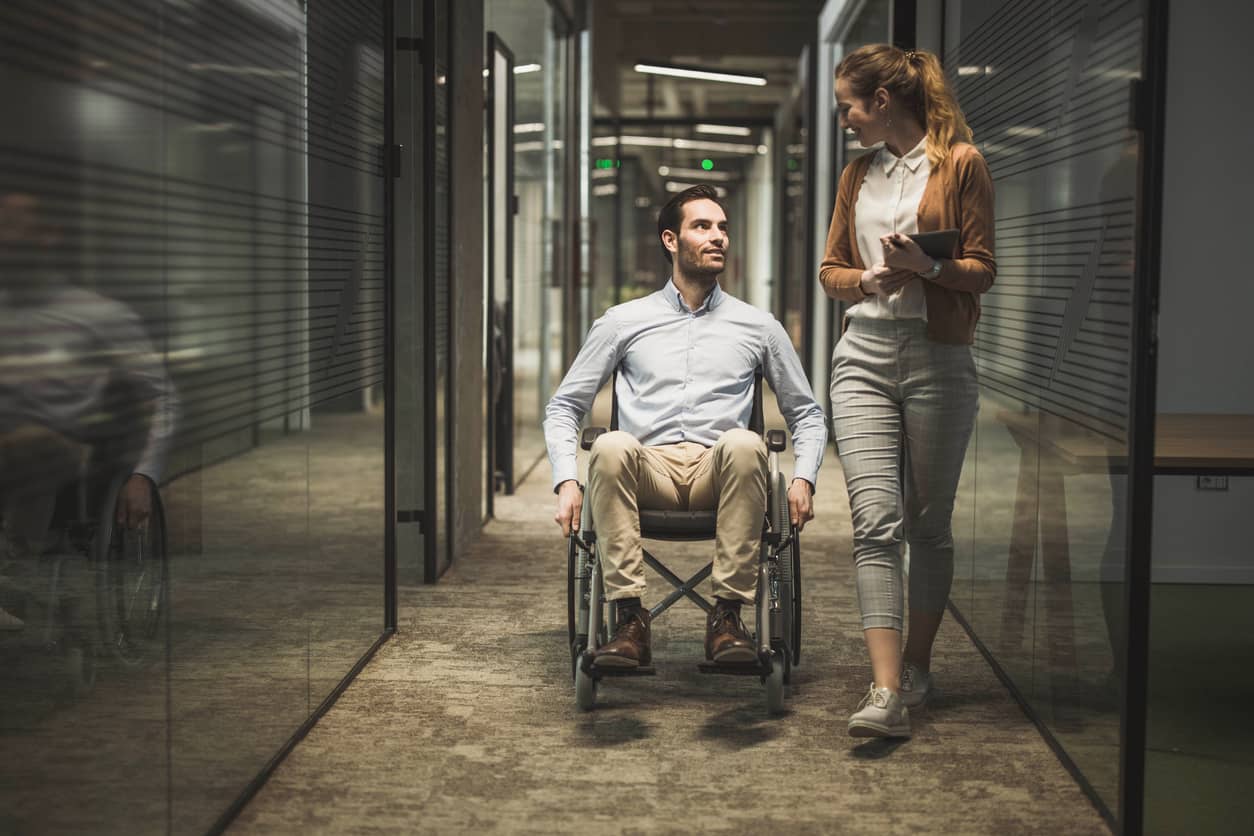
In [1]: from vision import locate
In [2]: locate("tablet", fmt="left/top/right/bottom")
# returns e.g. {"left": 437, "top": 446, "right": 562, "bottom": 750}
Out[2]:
{"left": 909, "top": 229, "right": 959, "bottom": 259}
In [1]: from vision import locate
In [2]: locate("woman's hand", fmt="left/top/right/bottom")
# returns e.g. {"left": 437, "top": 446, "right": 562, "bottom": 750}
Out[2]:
{"left": 859, "top": 263, "right": 916, "bottom": 296}
{"left": 881, "top": 232, "right": 934, "bottom": 274}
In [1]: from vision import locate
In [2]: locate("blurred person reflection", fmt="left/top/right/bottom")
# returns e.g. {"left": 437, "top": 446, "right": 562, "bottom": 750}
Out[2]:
{"left": 0, "top": 191, "right": 178, "bottom": 630}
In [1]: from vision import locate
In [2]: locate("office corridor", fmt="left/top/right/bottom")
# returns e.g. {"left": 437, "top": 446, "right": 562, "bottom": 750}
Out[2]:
{"left": 229, "top": 447, "right": 1107, "bottom": 834}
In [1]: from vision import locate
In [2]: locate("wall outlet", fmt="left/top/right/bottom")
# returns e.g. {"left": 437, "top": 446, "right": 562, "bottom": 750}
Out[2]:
{"left": 1196, "top": 475, "right": 1229, "bottom": 491}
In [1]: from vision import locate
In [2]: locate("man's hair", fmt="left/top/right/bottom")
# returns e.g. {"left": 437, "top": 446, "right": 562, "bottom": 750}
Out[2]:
{"left": 656, "top": 184, "right": 724, "bottom": 264}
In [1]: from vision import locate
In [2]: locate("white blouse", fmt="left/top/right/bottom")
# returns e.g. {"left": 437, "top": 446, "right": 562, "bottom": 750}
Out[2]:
{"left": 851, "top": 136, "right": 931, "bottom": 321}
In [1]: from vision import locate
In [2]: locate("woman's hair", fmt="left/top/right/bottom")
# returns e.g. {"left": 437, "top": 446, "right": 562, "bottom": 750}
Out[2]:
{"left": 836, "top": 44, "right": 972, "bottom": 166}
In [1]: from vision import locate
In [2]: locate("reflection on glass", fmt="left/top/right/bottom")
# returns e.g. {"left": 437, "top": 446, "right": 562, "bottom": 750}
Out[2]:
{"left": 486, "top": 0, "right": 571, "bottom": 480}
{"left": 0, "top": 1, "right": 388, "bottom": 831}
{"left": 945, "top": 0, "right": 1143, "bottom": 822}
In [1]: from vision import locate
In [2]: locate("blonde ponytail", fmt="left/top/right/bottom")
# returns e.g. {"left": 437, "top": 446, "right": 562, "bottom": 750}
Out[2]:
{"left": 836, "top": 44, "right": 973, "bottom": 166}
{"left": 911, "top": 51, "right": 972, "bottom": 166}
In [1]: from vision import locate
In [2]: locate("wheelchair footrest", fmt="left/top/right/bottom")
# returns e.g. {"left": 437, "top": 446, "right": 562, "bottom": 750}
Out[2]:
{"left": 579, "top": 651, "right": 656, "bottom": 678}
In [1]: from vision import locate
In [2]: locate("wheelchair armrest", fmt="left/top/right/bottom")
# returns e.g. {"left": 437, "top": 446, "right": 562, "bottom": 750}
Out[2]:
{"left": 766, "top": 429, "right": 787, "bottom": 452}
{"left": 580, "top": 427, "right": 608, "bottom": 451}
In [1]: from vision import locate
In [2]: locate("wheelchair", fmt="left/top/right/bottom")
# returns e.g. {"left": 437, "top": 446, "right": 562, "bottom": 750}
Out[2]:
{"left": 0, "top": 437, "right": 168, "bottom": 698}
{"left": 565, "top": 372, "right": 802, "bottom": 715}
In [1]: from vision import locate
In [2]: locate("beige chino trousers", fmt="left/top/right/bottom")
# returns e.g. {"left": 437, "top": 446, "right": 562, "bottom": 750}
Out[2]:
{"left": 586, "top": 429, "right": 768, "bottom": 604}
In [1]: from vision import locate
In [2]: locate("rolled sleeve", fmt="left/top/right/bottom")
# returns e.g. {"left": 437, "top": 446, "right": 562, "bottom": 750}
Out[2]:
{"left": 762, "top": 322, "right": 827, "bottom": 490}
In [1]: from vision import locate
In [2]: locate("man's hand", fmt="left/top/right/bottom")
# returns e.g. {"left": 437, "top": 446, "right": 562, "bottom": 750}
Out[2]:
{"left": 554, "top": 480, "right": 583, "bottom": 537}
{"left": 116, "top": 473, "right": 153, "bottom": 530}
{"left": 787, "top": 478, "right": 814, "bottom": 533}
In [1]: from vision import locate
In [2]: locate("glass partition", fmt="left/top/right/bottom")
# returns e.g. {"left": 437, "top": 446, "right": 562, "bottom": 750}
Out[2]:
{"left": 1143, "top": 2, "right": 1254, "bottom": 831}
{"left": 0, "top": 1, "right": 390, "bottom": 831}
{"left": 943, "top": 0, "right": 1146, "bottom": 825}
{"left": 485, "top": 0, "right": 570, "bottom": 486}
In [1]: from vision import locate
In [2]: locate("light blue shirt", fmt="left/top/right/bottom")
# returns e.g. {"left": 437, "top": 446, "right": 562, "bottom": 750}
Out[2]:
{"left": 544, "top": 279, "right": 827, "bottom": 491}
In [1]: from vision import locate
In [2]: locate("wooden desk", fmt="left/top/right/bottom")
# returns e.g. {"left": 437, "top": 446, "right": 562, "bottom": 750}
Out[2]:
{"left": 997, "top": 411, "right": 1254, "bottom": 474}
{"left": 993, "top": 411, "right": 1254, "bottom": 675}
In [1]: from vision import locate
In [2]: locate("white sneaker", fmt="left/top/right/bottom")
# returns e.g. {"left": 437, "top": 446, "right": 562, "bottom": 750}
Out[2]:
{"left": 848, "top": 683, "right": 911, "bottom": 738}
{"left": 900, "top": 662, "right": 933, "bottom": 709}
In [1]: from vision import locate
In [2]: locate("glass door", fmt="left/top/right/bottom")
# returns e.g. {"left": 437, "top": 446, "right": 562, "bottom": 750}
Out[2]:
{"left": 486, "top": 32, "right": 517, "bottom": 504}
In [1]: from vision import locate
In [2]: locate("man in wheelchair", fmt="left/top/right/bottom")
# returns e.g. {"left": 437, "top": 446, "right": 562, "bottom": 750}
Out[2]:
{"left": 0, "top": 191, "right": 177, "bottom": 631}
{"left": 544, "top": 184, "right": 827, "bottom": 673}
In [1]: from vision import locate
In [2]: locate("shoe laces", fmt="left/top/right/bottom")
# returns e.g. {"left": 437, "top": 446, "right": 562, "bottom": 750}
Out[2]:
{"left": 902, "top": 663, "right": 928, "bottom": 693}
{"left": 712, "top": 605, "right": 746, "bottom": 635}
{"left": 615, "top": 609, "right": 647, "bottom": 639}
{"left": 856, "top": 683, "right": 890, "bottom": 711}
{"left": 901, "top": 665, "right": 916, "bottom": 692}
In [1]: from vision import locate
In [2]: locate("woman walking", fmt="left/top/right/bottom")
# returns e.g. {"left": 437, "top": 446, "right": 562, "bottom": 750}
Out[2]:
{"left": 819, "top": 44, "right": 996, "bottom": 738}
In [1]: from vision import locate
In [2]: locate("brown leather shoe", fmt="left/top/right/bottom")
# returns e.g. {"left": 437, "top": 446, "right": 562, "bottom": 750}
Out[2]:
{"left": 591, "top": 606, "right": 651, "bottom": 669}
{"left": 705, "top": 599, "right": 756, "bottom": 663}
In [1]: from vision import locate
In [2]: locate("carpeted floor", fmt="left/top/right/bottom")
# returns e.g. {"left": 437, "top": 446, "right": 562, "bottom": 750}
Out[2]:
{"left": 228, "top": 434, "right": 1111, "bottom": 835}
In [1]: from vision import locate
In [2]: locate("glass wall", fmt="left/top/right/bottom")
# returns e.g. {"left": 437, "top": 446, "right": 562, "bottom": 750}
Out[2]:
{"left": 1143, "top": 1, "right": 1254, "bottom": 832}
{"left": 0, "top": 0, "right": 390, "bottom": 831}
{"left": 811, "top": 0, "right": 890, "bottom": 412}
{"left": 485, "top": 0, "right": 570, "bottom": 485}
{"left": 776, "top": 49, "right": 812, "bottom": 360}
{"left": 942, "top": 0, "right": 1146, "bottom": 826}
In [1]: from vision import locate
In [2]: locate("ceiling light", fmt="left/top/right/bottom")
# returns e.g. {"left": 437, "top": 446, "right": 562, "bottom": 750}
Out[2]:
{"left": 633, "top": 63, "right": 766, "bottom": 87}
{"left": 514, "top": 122, "right": 544, "bottom": 133}
{"left": 695, "top": 124, "right": 752, "bottom": 137}
{"left": 674, "top": 138, "right": 759, "bottom": 154}
{"left": 593, "top": 135, "right": 764, "bottom": 156}
{"left": 591, "top": 135, "right": 673, "bottom": 148}
{"left": 657, "top": 165, "right": 732, "bottom": 182}
{"left": 593, "top": 183, "right": 618, "bottom": 197}
{"left": 665, "top": 181, "right": 728, "bottom": 198}
{"left": 514, "top": 63, "right": 542, "bottom": 74}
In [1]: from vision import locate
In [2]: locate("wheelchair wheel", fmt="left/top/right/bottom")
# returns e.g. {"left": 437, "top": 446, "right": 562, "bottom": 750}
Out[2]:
{"left": 566, "top": 535, "right": 578, "bottom": 650}
{"left": 769, "top": 473, "right": 799, "bottom": 669}
{"left": 790, "top": 529, "right": 801, "bottom": 667}
{"left": 96, "top": 474, "right": 167, "bottom": 669}
{"left": 765, "top": 650, "right": 785, "bottom": 715}
{"left": 567, "top": 534, "right": 594, "bottom": 679}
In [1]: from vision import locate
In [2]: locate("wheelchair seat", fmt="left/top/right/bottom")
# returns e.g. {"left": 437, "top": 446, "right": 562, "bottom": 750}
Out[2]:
{"left": 638, "top": 509, "right": 717, "bottom": 541}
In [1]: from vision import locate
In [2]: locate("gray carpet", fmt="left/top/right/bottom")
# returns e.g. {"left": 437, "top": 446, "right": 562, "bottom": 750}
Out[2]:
{"left": 229, "top": 437, "right": 1110, "bottom": 835}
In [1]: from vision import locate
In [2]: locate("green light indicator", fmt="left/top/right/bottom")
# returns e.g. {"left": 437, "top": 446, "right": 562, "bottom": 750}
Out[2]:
{"left": 786, "top": 158, "right": 799, "bottom": 171}
{"left": 701, "top": 159, "right": 714, "bottom": 171}
{"left": 593, "top": 158, "right": 621, "bottom": 169}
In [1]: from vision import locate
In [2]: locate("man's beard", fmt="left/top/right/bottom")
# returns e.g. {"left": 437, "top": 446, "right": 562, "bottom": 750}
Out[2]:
{"left": 677, "top": 243, "right": 723, "bottom": 279}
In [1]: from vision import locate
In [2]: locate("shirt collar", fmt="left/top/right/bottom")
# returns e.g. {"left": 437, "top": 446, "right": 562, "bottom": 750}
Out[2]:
{"left": 878, "top": 136, "right": 929, "bottom": 175}
{"left": 664, "top": 277, "right": 724, "bottom": 313}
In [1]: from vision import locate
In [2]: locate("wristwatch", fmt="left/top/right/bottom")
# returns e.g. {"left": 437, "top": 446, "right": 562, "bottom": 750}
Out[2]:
{"left": 918, "top": 258, "right": 942, "bottom": 280}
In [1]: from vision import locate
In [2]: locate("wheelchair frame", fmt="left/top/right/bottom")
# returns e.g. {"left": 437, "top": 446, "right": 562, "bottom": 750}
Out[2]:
{"left": 565, "top": 371, "right": 802, "bottom": 715}
{"left": 1, "top": 464, "right": 168, "bottom": 697}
